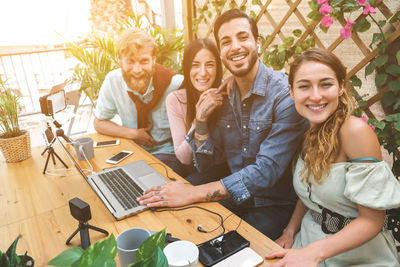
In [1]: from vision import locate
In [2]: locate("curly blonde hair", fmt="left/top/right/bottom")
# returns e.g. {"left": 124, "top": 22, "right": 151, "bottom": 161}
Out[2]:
{"left": 116, "top": 28, "right": 156, "bottom": 59}
{"left": 288, "top": 48, "right": 355, "bottom": 183}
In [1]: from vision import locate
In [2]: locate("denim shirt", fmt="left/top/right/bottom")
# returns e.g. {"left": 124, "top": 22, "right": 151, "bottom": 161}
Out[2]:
{"left": 187, "top": 62, "right": 308, "bottom": 207}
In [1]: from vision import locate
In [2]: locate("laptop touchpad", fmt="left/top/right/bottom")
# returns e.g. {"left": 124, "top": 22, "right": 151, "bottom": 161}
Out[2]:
{"left": 138, "top": 173, "right": 167, "bottom": 189}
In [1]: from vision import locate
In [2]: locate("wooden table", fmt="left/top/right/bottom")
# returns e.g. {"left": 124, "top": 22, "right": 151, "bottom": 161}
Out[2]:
{"left": 0, "top": 133, "right": 282, "bottom": 266}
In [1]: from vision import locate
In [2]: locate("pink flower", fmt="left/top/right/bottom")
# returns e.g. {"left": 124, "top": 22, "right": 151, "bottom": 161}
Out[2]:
{"left": 319, "top": 3, "right": 332, "bottom": 15}
{"left": 317, "top": 0, "right": 328, "bottom": 4}
{"left": 355, "top": 0, "right": 367, "bottom": 5}
{"left": 340, "top": 19, "right": 356, "bottom": 39}
{"left": 360, "top": 116, "right": 367, "bottom": 122}
{"left": 321, "top": 15, "right": 334, "bottom": 28}
{"left": 363, "top": 4, "right": 376, "bottom": 14}
{"left": 360, "top": 116, "right": 376, "bottom": 131}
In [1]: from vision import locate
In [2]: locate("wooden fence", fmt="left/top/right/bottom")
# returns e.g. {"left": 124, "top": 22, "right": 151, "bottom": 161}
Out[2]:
{"left": 182, "top": 0, "right": 399, "bottom": 119}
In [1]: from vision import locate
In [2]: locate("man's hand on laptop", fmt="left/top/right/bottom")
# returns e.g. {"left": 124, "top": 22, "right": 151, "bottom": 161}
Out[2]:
{"left": 137, "top": 180, "right": 230, "bottom": 208}
{"left": 137, "top": 181, "right": 196, "bottom": 207}
{"left": 131, "top": 124, "right": 156, "bottom": 147}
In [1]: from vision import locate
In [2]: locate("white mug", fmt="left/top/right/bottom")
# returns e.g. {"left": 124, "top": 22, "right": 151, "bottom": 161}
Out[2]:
{"left": 163, "top": 240, "right": 199, "bottom": 267}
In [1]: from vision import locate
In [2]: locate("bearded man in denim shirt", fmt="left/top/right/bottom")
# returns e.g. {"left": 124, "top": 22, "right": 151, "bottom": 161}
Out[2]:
{"left": 138, "top": 9, "right": 308, "bottom": 239}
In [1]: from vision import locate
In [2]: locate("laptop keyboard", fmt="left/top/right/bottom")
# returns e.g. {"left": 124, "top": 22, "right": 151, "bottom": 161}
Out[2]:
{"left": 98, "top": 168, "right": 144, "bottom": 210}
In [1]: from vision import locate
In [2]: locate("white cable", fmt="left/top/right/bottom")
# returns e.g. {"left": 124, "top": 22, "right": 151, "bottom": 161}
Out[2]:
{"left": 79, "top": 145, "right": 94, "bottom": 173}
{"left": 45, "top": 167, "right": 93, "bottom": 177}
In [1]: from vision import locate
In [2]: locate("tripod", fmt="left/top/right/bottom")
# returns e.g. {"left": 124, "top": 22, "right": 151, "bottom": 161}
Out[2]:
{"left": 66, "top": 220, "right": 109, "bottom": 249}
{"left": 66, "top": 198, "right": 108, "bottom": 249}
{"left": 42, "top": 122, "right": 68, "bottom": 174}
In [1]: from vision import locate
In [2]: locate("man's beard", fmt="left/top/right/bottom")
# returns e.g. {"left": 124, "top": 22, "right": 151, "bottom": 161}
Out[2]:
{"left": 223, "top": 49, "right": 258, "bottom": 77}
{"left": 122, "top": 68, "right": 153, "bottom": 94}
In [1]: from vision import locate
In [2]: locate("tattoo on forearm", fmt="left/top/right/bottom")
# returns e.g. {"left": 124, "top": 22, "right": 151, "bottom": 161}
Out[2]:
{"left": 200, "top": 104, "right": 214, "bottom": 120}
{"left": 205, "top": 189, "right": 229, "bottom": 202}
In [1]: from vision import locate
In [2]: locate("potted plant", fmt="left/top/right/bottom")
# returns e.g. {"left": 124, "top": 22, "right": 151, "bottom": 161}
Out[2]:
{"left": 0, "top": 78, "right": 31, "bottom": 162}
{"left": 48, "top": 229, "right": 168, "bottom": 267}
{"left": 0, "top": 235, "right": 34, "bottom": 267}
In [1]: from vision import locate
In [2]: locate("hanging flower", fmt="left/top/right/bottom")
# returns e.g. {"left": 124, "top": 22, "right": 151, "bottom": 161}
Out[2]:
{"left": 340, "top": 19, "right": 356, "bottom": 39}
{"left": 321, "top": 15, "right": 334, "bottom": 28}
{"left": 360, "top": 116, "right": 375, "bottom": 131}
{"left": 319, "top": 3, "right": 333, "bottom": 15}
{"left": 355, "top": 0, "right": 367, "bottom": 6}
{"left": 317, "top": 0, "right": 329, "bottom": 4}
{"left": 363, "top": 4, "right": 376, "bottom": 15}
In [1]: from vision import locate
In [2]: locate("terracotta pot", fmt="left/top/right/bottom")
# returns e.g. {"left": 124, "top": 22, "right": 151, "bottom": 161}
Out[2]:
{"left": 0, "top": 130, "right": 31, "bottom": 162}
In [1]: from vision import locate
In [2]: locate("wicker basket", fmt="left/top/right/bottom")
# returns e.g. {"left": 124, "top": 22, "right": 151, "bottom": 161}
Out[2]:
{"left": 0, "top": 130, "right": 31, "bottom": 163}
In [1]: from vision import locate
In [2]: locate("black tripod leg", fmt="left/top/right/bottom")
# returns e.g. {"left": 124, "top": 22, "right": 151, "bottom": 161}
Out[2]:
{"left": 51, "top": 150, "right": 56, "bottom": 165}
{"left": 87, "top": 224, "right": 109, "bottom": 236}
{"left": 43, "top": 151, "right": 52, "bottom": 174}
{"left": 80, "top": 227, "right": 91, "bottom": 249}
{"left": 66, "top": 228, "right": 80, "bottom": 245}
{"left": 52, "top": 151, "right": 69, "bottom": 168}
{"left": 41, "top": 146, "right": 49, "bottom": 156}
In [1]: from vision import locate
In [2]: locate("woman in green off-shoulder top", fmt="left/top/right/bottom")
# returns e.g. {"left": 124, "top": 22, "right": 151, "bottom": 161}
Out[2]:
{"left": 266, "top": 48, "right": 400, "bottom": 267}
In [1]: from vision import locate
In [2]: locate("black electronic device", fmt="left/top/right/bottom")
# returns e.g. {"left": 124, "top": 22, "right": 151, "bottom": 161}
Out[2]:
{"left": 41, "top": 122, "right": 68, "bottom": 174}
{"left": 69, "top": 197, "right": 92, "bottom": 222}
{"left": 40, "top": 90, "right": 66, "bottom": 117}
{"left": 198, "top": 231, "right": 250, "bottom": 267}
{"left": 66, "top": 197, "right": 109, "bottom": 249}
{"left": 94, "top": 140, "right": 120, "bottom": 148}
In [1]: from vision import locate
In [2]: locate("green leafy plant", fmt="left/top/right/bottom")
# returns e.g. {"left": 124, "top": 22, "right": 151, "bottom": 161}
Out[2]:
{"left": 130, "top": 228, "right": 167, "bottom": 267}
{"left": 262, "top": 30, "right": 315, "bottom": 70}
{"left": 0, "top": 235, "right": 34, "bottom": 267}
{"left": 0, "top": 78, "right": 23, "bottom": 138}
{"left": 48, "top": 229, "right": 168, "bottom": 267}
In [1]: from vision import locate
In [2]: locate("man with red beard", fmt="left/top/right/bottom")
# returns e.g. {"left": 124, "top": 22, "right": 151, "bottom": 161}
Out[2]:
{"left": 138, "top": 9, "right": 308, "bottom": 240}
{"left": 94, "top": 28, "right": 184, "bottom": 172}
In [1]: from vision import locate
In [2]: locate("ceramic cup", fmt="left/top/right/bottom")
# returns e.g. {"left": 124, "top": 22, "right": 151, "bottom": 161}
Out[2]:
{"left": 163, "top": 240, "right": 199, "bottom": 267}
{"left": 73, "top": 137, "right": 94, "bottom": 160}
{"left": 116, "top": 228, "right": 151, "bottom": 267}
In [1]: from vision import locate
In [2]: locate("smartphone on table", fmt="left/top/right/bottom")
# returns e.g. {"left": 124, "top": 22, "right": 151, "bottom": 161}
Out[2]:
{"left": 198, "top": 230, "right": 250, "bottom": 266}
{"left": 106, "top": 150, "right": 133, "bottom": 164}
{"left": 212, "top": 247, "right": 263, "bottom": 267}
{"left": 94, "top": 140, "right": 120, "bottom": 148}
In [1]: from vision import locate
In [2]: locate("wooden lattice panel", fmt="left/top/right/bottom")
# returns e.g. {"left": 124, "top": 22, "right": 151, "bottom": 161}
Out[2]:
{"left": 187, "top": 0, "right": 400, "bottom": 123}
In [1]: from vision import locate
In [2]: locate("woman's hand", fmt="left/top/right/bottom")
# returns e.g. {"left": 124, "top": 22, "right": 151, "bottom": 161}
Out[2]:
{"left": 266, "top": 247, "right": 320, "bottom": 267}
{"left": 274, "top": 229, "right": 295, "bottom": 249}
{"left": 137, "top": 181, "right": 195, "bottom": 207}
{"left": 195, "top": 88, "right": 224, "bottom": 122}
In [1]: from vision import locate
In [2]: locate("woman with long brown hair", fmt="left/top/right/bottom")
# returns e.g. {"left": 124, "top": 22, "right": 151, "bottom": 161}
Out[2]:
{"left": 266, "top": 48, "right": 400, "bottom": 266}
{"left": 166, "top": 38, "right": 229, "bottom": 180}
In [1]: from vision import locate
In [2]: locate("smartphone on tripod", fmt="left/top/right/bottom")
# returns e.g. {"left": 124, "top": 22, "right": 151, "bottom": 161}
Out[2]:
{"left": 42, "top": 124, "right": 56, "bottom": 147}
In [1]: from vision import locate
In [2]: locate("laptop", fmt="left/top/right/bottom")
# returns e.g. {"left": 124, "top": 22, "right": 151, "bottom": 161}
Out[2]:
{"left": 57, "top": 138, "right": 168, "bottom": 220}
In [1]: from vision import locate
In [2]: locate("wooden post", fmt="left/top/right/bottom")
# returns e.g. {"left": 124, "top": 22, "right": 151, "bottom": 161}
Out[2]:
{"left": 182, "top": 0, "right": 194, "bottom": 45}
{"left": 160, "top": 0, "right": 175, "bottom": 30}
